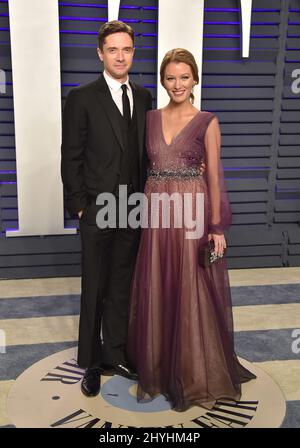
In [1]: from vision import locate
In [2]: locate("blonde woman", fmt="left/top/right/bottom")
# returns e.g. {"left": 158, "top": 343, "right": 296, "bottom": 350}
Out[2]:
{"left": 127, "top": 49, "right": 256, "bottom": 412}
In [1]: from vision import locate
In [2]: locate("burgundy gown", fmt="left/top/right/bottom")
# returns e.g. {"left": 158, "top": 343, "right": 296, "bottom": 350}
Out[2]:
{"left": 127, "top": 109, "right": 256, "bottom": 412}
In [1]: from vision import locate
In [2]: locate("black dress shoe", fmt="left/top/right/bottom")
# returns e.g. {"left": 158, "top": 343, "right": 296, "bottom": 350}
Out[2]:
{"left": 81, "top": 368, "right": 101, "bottom": 397}
{"left": 115, "top": 364, "right": 138, "bottom": 381}
{"left": 99, "top": 363, "right": 116, "bottom": 376}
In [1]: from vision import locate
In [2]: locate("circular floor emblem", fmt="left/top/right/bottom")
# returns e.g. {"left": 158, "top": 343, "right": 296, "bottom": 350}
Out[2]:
{"left": 7, "top": 347, "right": 286, "bottom": 428}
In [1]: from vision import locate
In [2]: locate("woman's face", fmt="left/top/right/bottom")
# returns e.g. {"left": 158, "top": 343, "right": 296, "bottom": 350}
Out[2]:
{"left": 163, "top": 62, "right": 196, "bottom": 104}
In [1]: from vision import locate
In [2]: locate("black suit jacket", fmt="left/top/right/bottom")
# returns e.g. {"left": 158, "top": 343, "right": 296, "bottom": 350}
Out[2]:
{"left": 61, "top": 73, "right": 152, "bottom": 218}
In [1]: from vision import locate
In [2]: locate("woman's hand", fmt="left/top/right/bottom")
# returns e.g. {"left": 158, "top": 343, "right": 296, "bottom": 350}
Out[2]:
{"left": 208, "top": 233, "right": 227, "bottom": 257}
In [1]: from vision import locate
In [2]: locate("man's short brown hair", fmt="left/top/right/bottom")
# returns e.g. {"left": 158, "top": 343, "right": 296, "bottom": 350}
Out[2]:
{"left": 98, "top": 20, "right": 135, "bottom": 50}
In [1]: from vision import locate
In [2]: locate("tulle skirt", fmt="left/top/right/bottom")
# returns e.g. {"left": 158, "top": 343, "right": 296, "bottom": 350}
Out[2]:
{"left": 127, "top": 176, "right": 256, "bottom": 411}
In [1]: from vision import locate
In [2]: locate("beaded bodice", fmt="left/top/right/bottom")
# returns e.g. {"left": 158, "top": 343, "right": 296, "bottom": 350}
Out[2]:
{"left": 145, "top": 108, "right": 232, "bottom": 235}
{"left": 146, "top": 109, "right": 215, "bottom": 173}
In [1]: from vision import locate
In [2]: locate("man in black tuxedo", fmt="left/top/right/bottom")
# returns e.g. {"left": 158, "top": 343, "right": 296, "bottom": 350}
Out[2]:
{"left": 61, "top": 21, "right": 152, "bottom": 397}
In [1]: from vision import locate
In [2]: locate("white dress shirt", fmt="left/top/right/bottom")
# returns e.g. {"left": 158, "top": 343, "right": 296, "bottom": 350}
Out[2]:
{"left": 103, "top": 70, "right": 133, "bottom": 117}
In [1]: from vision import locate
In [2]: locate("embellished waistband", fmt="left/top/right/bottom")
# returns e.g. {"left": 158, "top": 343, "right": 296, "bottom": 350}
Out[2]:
{"left": 148, "top": 167, "right": 202, "bottom": 180}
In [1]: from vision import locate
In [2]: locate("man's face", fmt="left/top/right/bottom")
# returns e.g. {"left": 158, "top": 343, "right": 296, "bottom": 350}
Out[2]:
{"left": 97, "top": 32, "right": 134, "bottom": 82}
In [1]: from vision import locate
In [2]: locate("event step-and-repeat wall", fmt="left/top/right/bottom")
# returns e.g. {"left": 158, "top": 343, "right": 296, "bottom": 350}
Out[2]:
{"left": 0, "top": 0, "right": 299, "bottom": 278}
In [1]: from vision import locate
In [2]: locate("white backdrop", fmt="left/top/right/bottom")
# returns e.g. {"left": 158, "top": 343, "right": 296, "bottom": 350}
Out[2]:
{"left": 7, "top": 0, "right": 252, "bottom": 237}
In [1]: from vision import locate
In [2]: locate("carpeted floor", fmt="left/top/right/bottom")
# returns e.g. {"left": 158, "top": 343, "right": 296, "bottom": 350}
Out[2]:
{"left": 0, "top": 268, "right": 299, "bottom": 428}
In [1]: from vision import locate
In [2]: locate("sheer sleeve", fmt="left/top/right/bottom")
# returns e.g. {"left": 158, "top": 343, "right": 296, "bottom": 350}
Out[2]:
{"left": 204, "top": 114, "right": 232, "bottom": 235}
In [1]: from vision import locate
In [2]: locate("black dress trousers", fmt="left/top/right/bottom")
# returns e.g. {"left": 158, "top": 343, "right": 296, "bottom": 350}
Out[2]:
{"left": 77, "top": 105, "right": 141, "bottom": 369}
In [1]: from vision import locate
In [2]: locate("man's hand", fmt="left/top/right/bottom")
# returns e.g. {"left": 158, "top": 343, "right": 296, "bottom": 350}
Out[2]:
{"left": 78, "top": 210, "right": 83, "bottom": 219}
{"left": 200, "top": 159, "right": 206, "bottom": 175}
